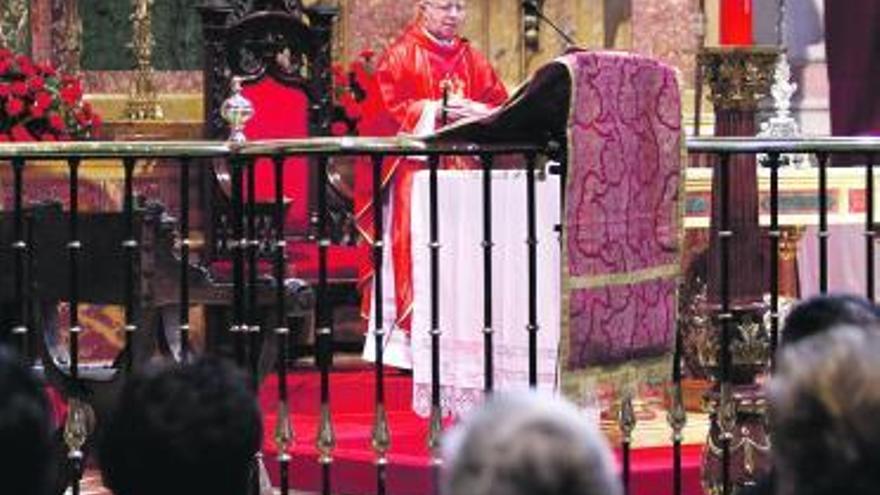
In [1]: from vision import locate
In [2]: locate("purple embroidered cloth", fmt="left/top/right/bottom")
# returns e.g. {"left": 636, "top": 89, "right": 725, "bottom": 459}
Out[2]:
{"left": 557, "top": 51, "right": 682, "bottom": 393}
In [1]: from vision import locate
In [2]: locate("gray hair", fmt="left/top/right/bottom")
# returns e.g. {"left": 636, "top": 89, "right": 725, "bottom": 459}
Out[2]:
{"left": 442, "top": 391, "right": 622, "bottom": 495}
{"left": 769, "top": 324, "right": 880, "bottom": 495}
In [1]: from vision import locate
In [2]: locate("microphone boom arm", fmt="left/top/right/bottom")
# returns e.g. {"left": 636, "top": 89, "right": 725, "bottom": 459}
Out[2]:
{"left": 523, "top": 0, "right": 579, "bottom": 49}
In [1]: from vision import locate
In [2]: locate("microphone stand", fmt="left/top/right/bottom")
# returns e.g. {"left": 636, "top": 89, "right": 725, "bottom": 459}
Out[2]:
{"left": 522, "top": 1, "right": 579, "bottom": 49}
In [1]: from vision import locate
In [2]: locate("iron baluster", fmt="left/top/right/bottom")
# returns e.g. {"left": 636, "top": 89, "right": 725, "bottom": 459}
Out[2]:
{"left": 818, "top": 153, "right": 829, "bottom": 293}
{"left": 315, "top": 154, "right": 335, "bottom": 495}
{"left": 719, "top": 152, "right": 733, "bottom": 495}
{"left": 428, "top": 153, "right": 443, "bottom": 494}
{"left": 11, "top": 157, "right": 28, "bottom": 355}
{"left": 481, "top": 153, "right": 494, "bottom": 394}
{"left": 67, "top": 157, "right": 84, "bottom": 495}
{"left": 371, "top": 154, "right": 390, "bottom": 495}
{"left": 231, "top": 155, "right": 246, "bottom": 365}
{"left": 122, "top": 157, "right": 137, "bottom": 370}
{"left": 178, "top": 157, "right": 191, "bottom": 362}
{"left": 768, "top": 152, "right": 781, "bottom": 367}
{"left": 246, "top": 156, "right": 259, "bottom": 385}
{"left": 526, "top": 152, "right": 539, "bottom": 387}
{"left": 271, "top": 154, "right": 293, "bottom": 495}
{"left": 867, "top": 154, "right": 876, "bottom": 302}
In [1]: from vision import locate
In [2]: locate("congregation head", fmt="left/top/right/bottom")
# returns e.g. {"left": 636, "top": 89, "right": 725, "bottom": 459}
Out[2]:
{"left": 97, "top": 356, "right": 262, "bottom": 495}
{"left": 781, "top": 293, "right": 880, "bottom": 346}
{"left": 442, "top": 391, "right": 621, "bottom": 495}
{"left": 769, "top": 325, "right": 880, "bottom": 495}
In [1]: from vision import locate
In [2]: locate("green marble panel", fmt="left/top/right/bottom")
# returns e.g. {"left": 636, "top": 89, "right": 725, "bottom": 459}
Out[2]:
{"left": 151, "top": 0, "right": 202, "bottom": 70}
{"left": 80, "top": 0, "right": 201, "bottom": 71}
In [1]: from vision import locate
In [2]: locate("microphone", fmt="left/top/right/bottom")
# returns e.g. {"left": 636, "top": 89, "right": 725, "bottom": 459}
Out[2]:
{"left": 521, "top": 0, "right": 579, "bottom": 48}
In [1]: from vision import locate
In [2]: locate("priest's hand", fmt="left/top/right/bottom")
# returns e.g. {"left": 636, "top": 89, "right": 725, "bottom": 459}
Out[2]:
{"left": 443, "top": 96, "right": 493, "bottom": 121}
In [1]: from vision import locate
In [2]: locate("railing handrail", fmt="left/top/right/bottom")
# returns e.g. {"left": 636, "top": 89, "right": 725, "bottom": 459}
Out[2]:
{"left": 0, "top": 136, "right": 545, "bottom": 160}
{"left": 3, "top": 135, "right": 880, "bottom": 160}
{"left": 686, "top": 136, "right": 880, "bottom": 154}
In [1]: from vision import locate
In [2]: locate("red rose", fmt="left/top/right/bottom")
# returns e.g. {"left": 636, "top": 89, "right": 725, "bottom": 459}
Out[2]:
{"left": 16, "top": 55, "right": 36, "bottom": 77}
{"left": 60, "top": 81, "right": 82, "bottom": 105}
{"left": 36, "top": 62, "right": 57, "bottom": 77}
{"left": 10, "top": 124, "right": 34, "bottom": 142}
{"left": 10, "top": 81, "right": 27, "bottom": 97}
{"left": 0, "top": 58, "right": 11, "bottom": 76}
{"left": 0, "top": 83, "right": 10, "bottom": 97}
{"left": 48, "top": 113, "right": 66, "bottom": 132}
{"left": 90, "top": 113, "right": 102, "bottom": 130}
{"left": 34, "top": 91, "right": 53, "bottom": 110}
{"left": 40, "top": 133, "right": 57, "bottom": 142}
{"left": 0, "top": 48, "right": 12, "bottom": 60}
{"left": 0, "top": 134, "right": 10, "bottom": 142}
{"left": 5, "top": 97, "right": 24, "bottom": 116}
{"left": 27, "top": 76, "right": 45, "bottom": 92}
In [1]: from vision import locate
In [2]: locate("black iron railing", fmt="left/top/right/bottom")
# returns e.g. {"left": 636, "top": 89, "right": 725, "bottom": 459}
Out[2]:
{"left": 2, "top": 136, "right": 880, "bottom": 495}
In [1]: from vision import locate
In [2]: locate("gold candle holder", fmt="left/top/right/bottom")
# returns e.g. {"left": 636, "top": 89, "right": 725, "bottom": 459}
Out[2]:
{"left": 124, "top": 0, "right": 163, "bottom": 120}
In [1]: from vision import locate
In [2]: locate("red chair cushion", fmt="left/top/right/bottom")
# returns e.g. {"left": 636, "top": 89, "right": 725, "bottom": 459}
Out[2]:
{"left": 242, "top": 77, "right": 311, "bottom": 234}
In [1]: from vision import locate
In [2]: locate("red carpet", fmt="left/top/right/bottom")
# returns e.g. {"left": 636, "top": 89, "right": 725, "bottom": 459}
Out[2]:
{"left": 259, "top": 369, "right": 705, "bottom": 495}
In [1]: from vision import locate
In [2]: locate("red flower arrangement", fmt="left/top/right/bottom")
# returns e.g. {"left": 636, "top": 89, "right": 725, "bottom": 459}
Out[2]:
{"left": 0, "top": 48, "right": 101, "bottom": 142}
{"left": 330, "top": 50, "right": 382, "bottom": 136}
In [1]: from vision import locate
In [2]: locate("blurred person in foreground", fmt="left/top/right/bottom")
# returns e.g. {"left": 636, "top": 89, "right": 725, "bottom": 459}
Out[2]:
{"left": 442, "top": 391, "right": 622, "bottom": 495}
{"left": 98, "top": 357, "right": 263, "bottom": 495}
{"left": 769, "top": 325, "right": 880, "bottom": 495}
{"left": 0, "top": 345, "right": 54, "bottom": 495}
{"left": 740, "top": 293, "right": 880, "bottom": 495}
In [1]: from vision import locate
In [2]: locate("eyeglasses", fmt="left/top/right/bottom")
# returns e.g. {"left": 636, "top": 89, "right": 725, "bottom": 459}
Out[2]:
{"left": 425, "top": 1, "right": 466, "bottom": 14}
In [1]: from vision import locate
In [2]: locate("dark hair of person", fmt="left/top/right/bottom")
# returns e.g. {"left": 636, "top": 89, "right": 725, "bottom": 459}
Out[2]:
{"left": 770, "top": 325, "right": 880, "bottom": 495}
{"left": 98, "top": 357, "right": 262, "bottom": 495}
{"left": 0, "top": 345, "right": 53, "bottom": 495}
{"left": 781, "top": 293, "right": 880, "bottom": 345}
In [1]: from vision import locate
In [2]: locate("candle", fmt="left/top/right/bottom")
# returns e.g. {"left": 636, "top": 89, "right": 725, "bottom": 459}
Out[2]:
{"left": 720, "top": 0, "right": 753, "bottom": 46}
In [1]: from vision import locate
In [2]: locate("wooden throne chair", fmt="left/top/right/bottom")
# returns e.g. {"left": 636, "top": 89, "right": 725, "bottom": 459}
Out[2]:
{"left": 199, "top": 0, "right": 362, "bottom": 356}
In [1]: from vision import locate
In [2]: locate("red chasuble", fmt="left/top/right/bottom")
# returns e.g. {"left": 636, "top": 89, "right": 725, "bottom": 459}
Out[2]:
{"left": 355, "top": 22, "right": 508, "bottom": 333}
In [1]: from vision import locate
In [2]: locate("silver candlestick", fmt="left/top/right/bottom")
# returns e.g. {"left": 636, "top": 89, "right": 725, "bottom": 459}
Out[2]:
{"left": 757, "top": 0, "right": 808, "bottom": 168}
{"left": 221, "top": 77, "right": 254, "bottom": 144}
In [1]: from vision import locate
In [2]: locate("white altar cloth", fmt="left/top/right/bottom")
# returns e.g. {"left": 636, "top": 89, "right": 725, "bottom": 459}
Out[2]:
{"left": 408, "top": 169, "right": 561, "bottom": 417}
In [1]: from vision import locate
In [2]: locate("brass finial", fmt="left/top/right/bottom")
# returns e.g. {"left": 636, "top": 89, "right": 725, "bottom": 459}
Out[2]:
{"left": 618, "top": 389, "right": 637, "bottom": 445}
{"left": 124, "top": 0, "right": 164, "bottom": 120}
{"left": 63, "top": 398, "right": 94, "bottom": 459}
{"left": 667, "top": 382, "right": 688, "bottom": 443}
{"left": 274, "top": 400, "right": 295, "bottom": 458}
{"left": 371, "top": 403, "right": 391, "bottom": 463}
{"left": 316, "top": 403, "right": 335, "bottom": 464}
{"left": 428, "top": 404, "right": 443, "bottom": 464}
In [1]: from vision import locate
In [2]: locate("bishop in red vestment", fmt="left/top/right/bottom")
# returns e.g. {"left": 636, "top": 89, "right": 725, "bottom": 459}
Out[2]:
{"left": 357, "top": 1, "right": 508, "bottom": 367}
